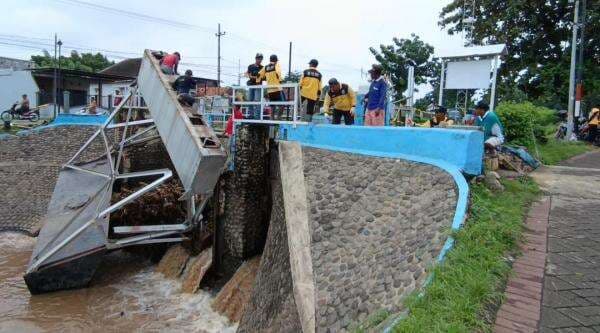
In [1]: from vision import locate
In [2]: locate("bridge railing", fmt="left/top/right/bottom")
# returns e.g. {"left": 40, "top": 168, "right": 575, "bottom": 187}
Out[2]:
{"left": 231, "top": 83, "right": 306, "bottom": 127}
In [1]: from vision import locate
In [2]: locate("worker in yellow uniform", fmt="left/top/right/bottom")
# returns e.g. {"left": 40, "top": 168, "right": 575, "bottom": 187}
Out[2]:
{"left": 299, "top": 59, "right": 322, "bottom": 122}
{"left": 586, "top": 106, "right": 599, "bottom": 143}
{"left": 416, "top": 106, "right": 454, "bottom": 128}
{"left": 258, "top": 54, "right": 284, "bottom": 120}
{"left": 323, "top": 78, "right": 356, "bottom": 125}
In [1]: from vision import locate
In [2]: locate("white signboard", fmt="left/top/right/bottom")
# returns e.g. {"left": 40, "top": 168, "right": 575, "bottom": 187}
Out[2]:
{"left": 445, "top": 59, "right": 492, "bottom": 90}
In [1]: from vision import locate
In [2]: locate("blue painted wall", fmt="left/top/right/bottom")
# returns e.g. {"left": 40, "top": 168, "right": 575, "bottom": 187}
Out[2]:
{"left": 278, "top": 124, "right": 484, "bottom": 175}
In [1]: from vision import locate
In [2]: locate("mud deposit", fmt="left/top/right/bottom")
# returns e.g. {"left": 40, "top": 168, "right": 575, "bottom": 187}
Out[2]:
{"left": 0, "top": 233, "right": 236, "bottom": 333}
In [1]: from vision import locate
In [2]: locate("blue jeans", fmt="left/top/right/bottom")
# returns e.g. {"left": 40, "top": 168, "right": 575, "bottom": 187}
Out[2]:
{"left": 248, "top": 87, "right": 261, "bottom": 119}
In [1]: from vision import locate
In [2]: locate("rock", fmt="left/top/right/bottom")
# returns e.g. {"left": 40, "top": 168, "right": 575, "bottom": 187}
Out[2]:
{"left": 484, "top": 171, "right": 505, "bottom": 192}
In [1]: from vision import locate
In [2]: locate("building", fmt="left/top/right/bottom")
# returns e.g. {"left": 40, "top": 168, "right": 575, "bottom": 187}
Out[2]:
{"left": 0, "top": 56, "right": 34, "bottom": 71}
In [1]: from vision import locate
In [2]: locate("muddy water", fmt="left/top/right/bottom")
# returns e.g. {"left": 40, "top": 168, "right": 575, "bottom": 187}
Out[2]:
{"left": 0, "top": 233, "right": 236, "bottom": 333}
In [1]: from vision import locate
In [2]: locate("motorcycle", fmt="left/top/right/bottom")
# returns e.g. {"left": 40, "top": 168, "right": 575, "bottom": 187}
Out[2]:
{"left": 1, "top": 102, "right": 39, "bottom": 122}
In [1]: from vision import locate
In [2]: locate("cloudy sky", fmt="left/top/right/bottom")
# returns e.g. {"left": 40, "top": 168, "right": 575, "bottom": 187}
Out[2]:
{"left": 1, "top": 0, "right": 464, "bottom": 94}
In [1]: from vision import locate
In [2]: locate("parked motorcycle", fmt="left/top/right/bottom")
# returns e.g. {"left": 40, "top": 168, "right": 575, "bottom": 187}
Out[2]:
{"left": 1, "top": 102, "right": 39, "bottom": 122}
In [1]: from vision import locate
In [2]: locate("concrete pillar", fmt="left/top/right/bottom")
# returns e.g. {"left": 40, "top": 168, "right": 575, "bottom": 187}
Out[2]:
{"left": 63, "top": 91, "right": 70, "bottom": 114}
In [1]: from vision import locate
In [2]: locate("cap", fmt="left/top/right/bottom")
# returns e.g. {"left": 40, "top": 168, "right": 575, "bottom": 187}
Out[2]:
{"left": 328, "top": 78, "right": 339, "bottom": 86}
{"left": 368, "top": 64, "right": 383, "bottom": 74}
{"left": 309, "top": 59, "right": 318, "bottom": 66}
{"left": 475, "top": 101, "right": 489, "bottom": 111}
{"left": 255, "top": 53, "right": 264, "bottom": 59}
{"left": 270, "top": 54, "right": 278, "bottom": 62}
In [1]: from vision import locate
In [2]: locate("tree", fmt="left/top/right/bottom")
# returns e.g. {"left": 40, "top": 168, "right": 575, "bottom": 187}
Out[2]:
{"left": 439, "top": 0, "right": 600, "bottom": 110}
{"left": 369, "top": 34, "right": 436, "bottom": 98}
{"left": 283, "top": 70, "right": 302, "bottom": 83}
{"left": 31, "top": 50, "right": 114, "bottom": 73}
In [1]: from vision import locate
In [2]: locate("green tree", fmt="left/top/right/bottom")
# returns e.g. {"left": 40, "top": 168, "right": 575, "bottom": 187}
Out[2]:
{"left": 439, "top": 0, "right": 600, "bottom": 110}
{"left": 283, "top": 70, "right": 302, "bottom": 83}
{"left": 31, "top": 50, "right": 114, "bottom": 72}
{"left": 369, "top": 33, "right": 436, "bottom": 98}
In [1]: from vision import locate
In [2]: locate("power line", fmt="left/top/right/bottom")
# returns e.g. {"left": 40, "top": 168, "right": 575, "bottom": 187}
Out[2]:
{"left": 48, "top": 0, "right": 363, "bottom": 73}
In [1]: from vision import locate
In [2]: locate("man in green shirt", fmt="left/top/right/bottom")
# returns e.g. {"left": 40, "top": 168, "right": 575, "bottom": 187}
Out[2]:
{"left": 474, "top": 101, "right": 504, "bottom": 150}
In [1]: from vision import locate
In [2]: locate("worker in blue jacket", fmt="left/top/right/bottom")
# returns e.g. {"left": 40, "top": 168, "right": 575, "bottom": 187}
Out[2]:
{"left": 364, "top": 64, "right": 388, "bottom": 126}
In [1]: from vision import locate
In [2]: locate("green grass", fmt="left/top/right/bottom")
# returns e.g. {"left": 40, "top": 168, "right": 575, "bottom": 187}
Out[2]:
{"left": 393, "top": 179, "right": 540, "bottom": 333}
{"left": 528, "top": 138, "right": 594, "bottom": 165}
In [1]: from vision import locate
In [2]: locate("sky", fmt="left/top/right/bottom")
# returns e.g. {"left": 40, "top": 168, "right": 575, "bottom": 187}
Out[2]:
{"left": 0, "top": 0, "right": 465, "bottom": 96}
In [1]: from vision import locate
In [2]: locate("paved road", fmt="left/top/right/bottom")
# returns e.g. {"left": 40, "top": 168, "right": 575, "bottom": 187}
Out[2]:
{"left": 532, "top": 150, "right": 600, "bottom": 332}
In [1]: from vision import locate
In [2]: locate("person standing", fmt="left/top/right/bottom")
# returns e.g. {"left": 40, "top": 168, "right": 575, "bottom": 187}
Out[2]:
{"left": 474, "top": 101, "right": 504, "bottom": 150}
{"left": 323, "top": 78, "right": 356, "bottom": 125}
{"left": 160, "top": 51, "right": 181, "bottom": 75}
{"left": 258, "top": 55, "right": 284, "bottom": 119}
{"left": 586, "top": 106, "right": 599, "bottom": 143}
{"left": 364, "top": 64, "right": 387, "bottom": 126}
{"left": 299, "top": 59, "right": 322, "bottom": 122}
{"left": 246, "top": 53, "right": 264, "bottom": 119}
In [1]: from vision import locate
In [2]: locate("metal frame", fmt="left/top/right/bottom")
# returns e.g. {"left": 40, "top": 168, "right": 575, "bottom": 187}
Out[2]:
{"left": 27, "top": 87, "right": 190, "bottom": 274}
{"left": 231, "top": 83, "right": 306, "bottom": 128}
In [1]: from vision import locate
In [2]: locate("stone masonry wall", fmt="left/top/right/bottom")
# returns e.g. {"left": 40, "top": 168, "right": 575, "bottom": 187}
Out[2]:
{"left": 237, "top": 147, "right": 302, "bottom": 332}
{"left": 0, "top": 126, "right": 104, "bottom": 235}
{"left": 221, "top": 125, "right": 271, "bottom": 261}
{"left": 303, "top": 147, "right": 457, "bottom": 331}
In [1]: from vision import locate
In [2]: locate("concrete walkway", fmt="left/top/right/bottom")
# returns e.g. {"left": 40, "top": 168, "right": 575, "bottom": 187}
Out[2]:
{"left": 496, "top": 150, "right": 600, "bottom": 332}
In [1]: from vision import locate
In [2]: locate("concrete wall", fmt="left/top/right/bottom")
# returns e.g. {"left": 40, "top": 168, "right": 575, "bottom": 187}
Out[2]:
{"left": 0, "top": 69, "right": 39, "bottom": 109}
{"left": 278, "top": 124, "right": 484, "bottom": 175}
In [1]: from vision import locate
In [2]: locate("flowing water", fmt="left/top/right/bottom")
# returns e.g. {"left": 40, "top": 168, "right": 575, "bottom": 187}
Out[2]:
{"left": 0, "top": 233, "right": 237, "bottom": 333}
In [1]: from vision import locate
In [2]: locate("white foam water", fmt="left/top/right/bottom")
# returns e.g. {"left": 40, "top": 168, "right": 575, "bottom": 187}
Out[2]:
{"left": 0, "top": 233, "right": 237, "bottom": 333}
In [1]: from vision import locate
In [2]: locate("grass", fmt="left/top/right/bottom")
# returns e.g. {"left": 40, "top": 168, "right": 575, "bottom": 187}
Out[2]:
{"left": 392, "top": 179, "right": 540, "bottom": 333}
{"left": 528, "top": 138, "right": 594, "bottom": 165}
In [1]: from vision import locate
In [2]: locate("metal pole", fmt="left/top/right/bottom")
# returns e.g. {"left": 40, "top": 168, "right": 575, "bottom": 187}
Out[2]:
{"left": 574, "top": 0, "right": 586, "bottom": 133}
{"left": 490, "top": 56, "right": 500, "bottom": 112}
{"left": 57, "top": 39, "right": 62, "bottom": 113}
{"left": 438, "top": 60, "right": 445, "bottom": 106}
{"left": 288, "top": 41, "right": 292, "bottom": 78}
{"left": 53, "top": 34, "right": 57, "bottom": 117}
{"left": 566, "top": 0, "right": 579, "bottom": 140}
{"left": 237, "top": 59, "right": 241, "bottom": 86}
{"left": 215, "top": 23, "right": 226, "bottom": 87}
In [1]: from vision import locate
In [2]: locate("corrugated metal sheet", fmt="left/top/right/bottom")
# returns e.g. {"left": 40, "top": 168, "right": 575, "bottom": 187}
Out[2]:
{"left": 137, "top": 50, "right": 226, "bottom": 195}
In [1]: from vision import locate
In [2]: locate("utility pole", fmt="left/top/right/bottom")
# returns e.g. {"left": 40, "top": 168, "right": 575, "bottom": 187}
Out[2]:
{"left": 237, "top": 59, "right": 241, "bottom": 85}
{"left": 53, "top": 34, "right": 57, "bottom": 117}
{"left": 57, "top": 39, "right": 62, "bottom": 113}
{"left": 566, "top": 0, "right": 580, "bottom": 140}
{"left": 288, "top": 41, "right": 292, "bottom": 78}
{"left": 215, "top": 23, "right": 226, "bottom": 87}
{"left": 574, "top": 0, "right": 587, "bottom": 134}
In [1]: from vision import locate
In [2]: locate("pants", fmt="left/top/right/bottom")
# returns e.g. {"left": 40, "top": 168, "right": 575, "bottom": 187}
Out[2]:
{"left": 301, "top": 97, "right": 316, "bottom": 122}
{"left": 160, "top": 65, "right": 174, "bottom": 75}
{"left": 268, "top": 91, "right": 284, "bottom": 120}
{"left": 248, "top": 86, "right": 261, "bottom": 119}
{"left": 365, "top": 109, "right": 384, "bottom": 126}
{"left": 178, "top": 93, "right": 195, "bottom": 107}
{"left": 586, "top": 125, "right": 598, "bottom": 143}
{"left": 332, "top": 109, "right": 354, "bottom": 125}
